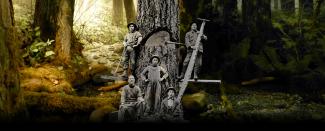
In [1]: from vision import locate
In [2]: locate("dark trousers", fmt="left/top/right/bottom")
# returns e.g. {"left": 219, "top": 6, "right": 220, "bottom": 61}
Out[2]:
{"left": 181, "top": 50, "right": 202, "bottom": 78}
{"left": 122, "top": 47, "right": 135, "bottom": 71}
{"left": 118, "top": 101, "right": 145, "bottom": 121}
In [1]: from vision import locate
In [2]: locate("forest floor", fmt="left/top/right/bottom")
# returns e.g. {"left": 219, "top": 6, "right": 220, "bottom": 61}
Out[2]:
{"left": 11, "top": 0, "right": 325, "bottom": 123}
{"left": 196, "top": 83, "right": 325, "bottom": 123}
{"left": 19, "top": 65, "right": 325, "bottom": 123}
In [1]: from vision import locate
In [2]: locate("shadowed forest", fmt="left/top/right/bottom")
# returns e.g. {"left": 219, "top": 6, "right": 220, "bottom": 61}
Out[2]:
{"left": 1, "top": 0, "right": 325, "bottom": 124}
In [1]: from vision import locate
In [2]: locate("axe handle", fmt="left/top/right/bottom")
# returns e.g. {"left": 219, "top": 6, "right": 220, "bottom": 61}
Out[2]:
{"left": 113, "top": 55, "right": 123, "bottom": 75}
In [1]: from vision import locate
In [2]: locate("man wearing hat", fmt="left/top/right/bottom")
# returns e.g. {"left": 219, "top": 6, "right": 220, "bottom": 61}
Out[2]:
{"left": 159, "top": 87, "right": 184, "bottom": 122}
{"left": 141, "top": 55, "right": 168, "bottom": 116}
{"left": 121, "top": 22, "right": 143, "bottom": 79}
{"left": 178, "top": 22, "right": 207, "bottom": 80}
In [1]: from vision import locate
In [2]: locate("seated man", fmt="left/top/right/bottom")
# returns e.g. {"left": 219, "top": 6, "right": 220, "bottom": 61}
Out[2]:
{"left": 118, "top": 75, "right": 145, "bottom": 122}
{"left": 159, "top": 87, "right": 184, "bottom": 122}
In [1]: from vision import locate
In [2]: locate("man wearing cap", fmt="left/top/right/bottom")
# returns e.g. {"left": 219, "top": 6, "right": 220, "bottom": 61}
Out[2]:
{"left": 141, "top": 55, "right": 168, "bottom": 116}
{"left": 121, "top": 22, "right": 143, "bottom": 79}
{"left": 118, "top": 75, "right": 145, "bottom": 121}
{"left": 179, "top": 22, "right": 207, "bottom": 80}
{"left": 159, "top": 87, "right": 184, "bottom": 122}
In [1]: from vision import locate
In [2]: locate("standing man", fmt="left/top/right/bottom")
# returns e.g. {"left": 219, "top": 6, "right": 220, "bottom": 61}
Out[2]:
{"left": 141, "top": 55, "right": 168, "bottom": 116}
{"left": 118, "top": 75, "right": 145, "bottom": 122}
{"left": 121, "top": 22, "right": 143, "bottom": 79}
{"left": 178, "top": 22, "right": 207, "bottom": 80}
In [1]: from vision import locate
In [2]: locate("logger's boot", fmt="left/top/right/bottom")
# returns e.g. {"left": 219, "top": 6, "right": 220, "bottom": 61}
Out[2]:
{"left": 178, "top": 66, "right": 188, "bottom": 81}
{"left": 177, "top": 70, "right": 185, "bottom": 82}
{"left": 179, "top": 65, "right": 188, "bottom": 79}
{"left": 177, "top": 75, "right": 183, "bottom": 82}
{"left": 193, "top": 71, "right": 198, "bottom": 81}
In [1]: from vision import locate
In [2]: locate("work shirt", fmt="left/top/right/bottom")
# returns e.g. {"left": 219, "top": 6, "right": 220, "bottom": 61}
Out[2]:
{"left": 120, "top": 85, "right": 142, "bottom": 103}
{"left": 141, "top": 66, "right": 168, "bottom": 82}
{"left": 124, "top": 31, "right": 142, "bottom": 47}
{"left": 185, "top": 30, "right": 207, "bottom": 53}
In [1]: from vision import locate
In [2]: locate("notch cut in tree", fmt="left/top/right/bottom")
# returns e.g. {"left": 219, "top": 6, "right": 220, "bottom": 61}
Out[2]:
{"left": 135, "top": 31, "right": 177, "bottom": 97}
{"left": 135, "top": 0, "right": 179, "bottom": 95}
{"left": 136, "top": 0, "right": 179, "bottom": 41}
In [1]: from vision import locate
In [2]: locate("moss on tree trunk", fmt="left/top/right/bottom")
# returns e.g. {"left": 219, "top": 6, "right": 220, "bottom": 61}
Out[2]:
{"left": 0, "top": 0, "right": 25, "bottom": 121}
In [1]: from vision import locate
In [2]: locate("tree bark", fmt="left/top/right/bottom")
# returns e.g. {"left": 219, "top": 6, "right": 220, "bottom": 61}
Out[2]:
{"left": 0, "top": 0, "right": 25, "bottom": 120}
{"left": 112, "top": 0, "right": 124, "bottom": 26}
{"left": 124, "top": 0, "right": 137, "bottom": 24}
{"left": 135, "top": 0, "right": 179, "bottom": 93}
{"left": 137, "top": 0, "right": 179, "bottom": 40}
{"left": 34, "top": 0, "right": 75, "bottom": 65}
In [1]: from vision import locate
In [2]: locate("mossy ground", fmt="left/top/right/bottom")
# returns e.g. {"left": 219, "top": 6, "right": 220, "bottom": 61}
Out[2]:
{"left": 200, "top": 83, "right": 325, "bottom": 123}
{"left": 17, "top": 64, "right": 325, "bottom": 123}
{"left": 18, "top": 63, "right": 122, "bottom": 123}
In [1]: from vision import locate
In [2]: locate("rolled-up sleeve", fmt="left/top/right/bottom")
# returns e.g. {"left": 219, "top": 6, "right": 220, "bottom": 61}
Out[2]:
{"left": 136, "top": 31, "right": 142, "bottom": 38}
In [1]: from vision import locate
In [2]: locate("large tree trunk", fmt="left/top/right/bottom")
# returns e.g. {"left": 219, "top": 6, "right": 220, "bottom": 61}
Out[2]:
{"left": 223, "top": 0, "right": 238, "bottom": 25}
{"left": 112, "top": 0, "right": 124, "bottom": 26}
{"left": 34, "top": 0, "right": 74, "bottom": 65}
{"left": 135, "top": 0, "right": 179, "bottom": 93}
{"left": 0, "top": 0, "right": 25, "bottom": 120}
{"left": 137, "top": 0, "right": 179, "bottom": 40}
{"left": 295, "top": 0, "right": 300, "bottom": 16}
{"left": 242, "top": 0, "right": 272, "bottom": 54}
{"left": 271, "top": 0, "right": 275, "bottom": 11}
{"left": 124, "top": 0, "right": 136, "bottom": 24}
{"left": 278, "top": 0, "right": 282, "bottom": 10}
{"left": 237, "top": 0, "right": 243, "bottom": 12}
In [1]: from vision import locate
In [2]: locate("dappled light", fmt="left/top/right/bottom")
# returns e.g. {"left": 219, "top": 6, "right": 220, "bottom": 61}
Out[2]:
{"left": 74, "top": 0, "right": 127, "bottom": 45}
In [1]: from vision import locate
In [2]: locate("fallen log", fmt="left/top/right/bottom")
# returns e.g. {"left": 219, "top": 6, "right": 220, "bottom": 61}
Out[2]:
{"left": 24, "top": 91, "right": 120, "bottom": 114}
{"left": 241, "top": 77, "right": 275, "bottom": 86}
{"left": 187, "top": 79, "right": 221, "bottom": 83}
{"left": 98, "top": 81, "right": 128, "bottom": 92}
